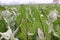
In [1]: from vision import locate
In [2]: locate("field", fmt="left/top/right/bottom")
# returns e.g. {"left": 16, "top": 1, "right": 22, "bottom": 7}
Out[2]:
{"left": 0, "top": 4, "right": 60, "bottom": 40}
